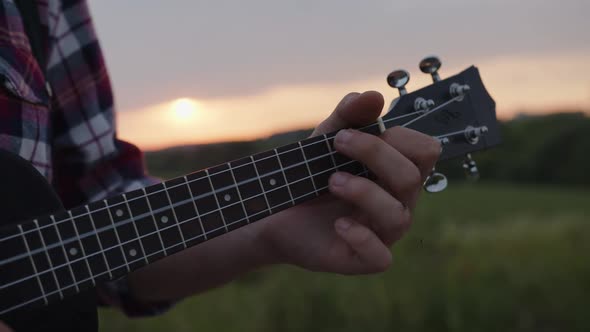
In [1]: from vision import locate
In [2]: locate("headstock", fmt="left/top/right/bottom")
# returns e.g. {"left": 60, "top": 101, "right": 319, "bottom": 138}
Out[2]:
{"left": 382, "top": 56, "right": 500, "bottom": 192}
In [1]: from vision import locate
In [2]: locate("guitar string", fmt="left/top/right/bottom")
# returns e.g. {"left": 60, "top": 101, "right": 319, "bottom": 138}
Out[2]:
{"left": 0, "top": 129, "right": 356, "bottom": 242}
{"left": 0, "top": 107, "right": 429, "bottom": 242}
{"left": 0, "top": 96, "right": 466, "bottom": 268}
{"left": 0, "top": 111, "right": 477, "bottom": 296}
{"left": 0, "top": 95, "right": 467, "bottom": 272}
{"left": 0, "top": 155, "right": 361, "bottom": 290}
{"left": 436, "top": 128, "right": 472, "bottom": 139}
{"left": 0, "top": 95, "right": 472, "bottom": 314}
{"left": 399, "top": 95, "right": 462, "bottom": 128}
{"left": 0, "top": 168, "right": 370, "bottom": 315}
{"left": 0, "top": 144, "right": 353, "bottom": 268}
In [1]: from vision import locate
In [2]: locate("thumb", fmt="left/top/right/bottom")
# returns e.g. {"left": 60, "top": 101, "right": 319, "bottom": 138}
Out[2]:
{"left": 312, "top": 91, "right": 384, "bottom": 136}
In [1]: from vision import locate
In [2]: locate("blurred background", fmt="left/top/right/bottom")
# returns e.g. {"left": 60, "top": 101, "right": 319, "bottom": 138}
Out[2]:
{"left": 89, "top": 1, "right": 590, "bottom": 331}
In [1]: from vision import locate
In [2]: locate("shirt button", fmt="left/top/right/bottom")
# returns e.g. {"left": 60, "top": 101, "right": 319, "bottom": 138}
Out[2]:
{"left": 45, "top": 81, "right": 53, "bottom": 98}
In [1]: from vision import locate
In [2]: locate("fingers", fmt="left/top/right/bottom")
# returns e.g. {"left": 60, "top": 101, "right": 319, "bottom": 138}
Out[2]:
{"left": 312, "top": 91, "right": 384, "bottom": 136}
{"left": 329, "top": 172, "right": 411, "bottom": 245}
{"left": 334, "top": 217, "right": 392, "bottom": 274}
{"left": 381, "top": 127, "right": 442, "bottom": 181}
{"left": 333, "top": 128, "right": 423, "bottom": 209}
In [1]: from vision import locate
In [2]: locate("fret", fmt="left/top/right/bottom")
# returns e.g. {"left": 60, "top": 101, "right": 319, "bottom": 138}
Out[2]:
{"left": 274, "top": 149, "right": 295, "bottom": 205}
{"left": 32, "top": 219, "right": 62, "bottom": 300}
{"left": 302, "top": 135, "right": 334, "bottom": 193}
{"left": 156, "top": 177, "right": 206, "bottom": 246}
{"left": 123, "top": 194, "right": 150, "bottom": 266}
{"left": 205, "top": 168, "right": 230, "bottom": 234}
{"left": 54, "top": 211, "right": 92, "bottom": 290}
{"left": 105, "top": 196, "right": 145, "bottom": 270}
{"left": 135, "top": 188, "right": 167, "bottom": 260}
{"left": 186, "top": 172, "right": 227, "bottom": 238}
{"left": 161, "top": 182, "right": 189, "bottom": 249}
{"left": 34, "top": 215, "right": 76, "bottom": 297}
{"left": 145, "top": 183, "right": 185, "bottom": 255}
{"left": 70, "top": 207, "right": 107, "bottom": 283}
{"left": 298, "top": 141, "right": 320, "bottom": 196}
{"left": 253, "top": 150, "right": 293, "bottom": 214}
{"left": 68, "top": 211, "right": 95, "bottom": 286}
{"left": 19, "top": 221, "right": 60, "bottom": 303}
{"left": 277, "top": 143, "right": 316, "bottom": 204}
{"left": 100, "top": 200, "right": 130, "bottom": 273}
{"left": 302, "top": 135, "right": 332, "bottom": 159}
{"left": 0, "top": 228, "right": 27, "bottom": 277}
{"left": 231, "top": 157, "right": 270, "bottom": 223}
{"left": 324, "top": 134, "right": 339, "bottom": 171}
{"left": 184, "top": 175, "right": 208, "bottom": 243}
{"left": 0, "top": 227, "right": 39, "bottom": 287}
{"left": 50, "top": 214, "right": 81, "bottom": 293}
{"left": 84, "top": 205, "right": 112, "bottom": 279}
{"left": 209, "top": 164, "right": 248, "bottom": 231}
{"left": 0, "top": 227, "right": 45, "bottom": 314}
{"left": 87, "top": 200, "right": 128, "bottom": 277}
{"left": 227, "top": 163, "right": 250, "bottom": 231}
{"left": 17, "top": 224, "right": 48, "bottom": 305}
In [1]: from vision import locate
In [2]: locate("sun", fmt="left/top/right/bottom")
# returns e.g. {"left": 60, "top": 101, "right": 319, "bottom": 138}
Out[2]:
{"left": 171, "top": 98, "right": 199, "bottom": 121}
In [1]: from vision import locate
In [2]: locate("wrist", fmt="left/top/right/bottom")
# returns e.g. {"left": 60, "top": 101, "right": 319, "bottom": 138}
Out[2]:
{"left": 246, "top": 218, "right": 282, "bottom": 268}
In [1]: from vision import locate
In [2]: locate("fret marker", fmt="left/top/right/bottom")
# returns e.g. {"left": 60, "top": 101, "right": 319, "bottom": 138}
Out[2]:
{"left": 161, "top": 215, "right": 169, "bottom": 223}
{"left": 269, "top": 178, "right": 277, "bottom": 186}
{"left": 224, "top": 194, "right": 231, "bottom": 202}
{"left": 69, "top": 247, "right": 78, "bottom": 256}
{"left": 129, "top": 249, "right": 137, "bottom": 257}
{"left": 115, "top": 209, "right": 124, "bottom": 217}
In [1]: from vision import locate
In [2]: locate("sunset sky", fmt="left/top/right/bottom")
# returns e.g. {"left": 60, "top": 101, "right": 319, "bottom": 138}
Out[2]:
{"left": 87, "top": 0, "right": 590, "bottom": 150}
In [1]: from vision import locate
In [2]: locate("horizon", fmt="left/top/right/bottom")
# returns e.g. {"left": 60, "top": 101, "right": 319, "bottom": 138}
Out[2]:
{"left": 87, "top": 1, "right": 590, "bottom": 151}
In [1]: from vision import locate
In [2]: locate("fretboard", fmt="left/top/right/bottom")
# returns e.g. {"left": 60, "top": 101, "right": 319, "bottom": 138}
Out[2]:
{"left": 0, "top": 64, "right": 501, "bottom": 316}
{"left": 0, "top": 126, "right": 381, "bottom": 315}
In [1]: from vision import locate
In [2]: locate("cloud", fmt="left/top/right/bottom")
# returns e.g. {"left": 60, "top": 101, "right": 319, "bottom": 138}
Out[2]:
{"left": 117, "top": 51, "right": 590, "bottom": 150}
{"left": 88, "top": 0, "right": 590, "bottom": 111}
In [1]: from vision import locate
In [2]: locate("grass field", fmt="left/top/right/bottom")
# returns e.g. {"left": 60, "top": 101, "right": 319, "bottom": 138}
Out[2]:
{"left": 99, "top": 183, "right": 590, "bottom": 332}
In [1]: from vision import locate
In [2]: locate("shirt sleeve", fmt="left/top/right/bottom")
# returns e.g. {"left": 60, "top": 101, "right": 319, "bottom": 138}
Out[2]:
{"left": 52, "top": 139, "right": 177, "bottom": 317}
{"left": 43, "top": 0, "right": 175, "bottom": 317}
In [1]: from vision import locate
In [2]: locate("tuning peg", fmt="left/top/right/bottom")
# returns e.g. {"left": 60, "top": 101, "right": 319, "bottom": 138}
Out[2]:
{"left": 419, "top": 56, "right": 442, "bottom": 82}
{"left": 462, "top": 153, "right": 479, "bottom": 181}
{"left": 423, "top": 167, "right": 448, "bottom": 193}
{"left": 387, "top": 70, "right": 410, "bottom": 96}
{"left": 450, "top": 82, "right": 471, "bottom": 100}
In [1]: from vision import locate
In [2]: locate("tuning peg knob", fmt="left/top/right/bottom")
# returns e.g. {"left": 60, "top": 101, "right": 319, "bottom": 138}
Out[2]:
{"left": 424, "top": 168, "right": 448, "bottom": 193}
{"left": 387, "top": 70, "right": 410, "bottom": 96}
{"left": 419, "top": 56, "right": 442, "bottom": 82}
{"left": 462, "top": 153, "right": 479, "bottom": 181}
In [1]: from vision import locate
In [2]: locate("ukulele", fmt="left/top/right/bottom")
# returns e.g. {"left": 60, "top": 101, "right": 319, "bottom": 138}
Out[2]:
{"left": 0, "top": 57, "right": 500, "bottom": 331}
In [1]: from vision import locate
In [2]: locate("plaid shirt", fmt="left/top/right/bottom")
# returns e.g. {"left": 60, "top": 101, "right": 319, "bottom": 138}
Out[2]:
{"left": 0, "top": 0, "right": 169, "bottom": 317}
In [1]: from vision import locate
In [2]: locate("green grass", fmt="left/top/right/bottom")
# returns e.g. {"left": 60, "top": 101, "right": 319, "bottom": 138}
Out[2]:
{"left": 99, "top": 183, "right": 590, "bottom": 332}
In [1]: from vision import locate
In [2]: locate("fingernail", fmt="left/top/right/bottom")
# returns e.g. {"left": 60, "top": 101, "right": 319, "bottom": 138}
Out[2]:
{"left": 335, "top": 129, "right": 353, "bottom": 145}
{"left": 330, "top": 172, "right": 349, "bottom": 187}
{"left": 335, "top": 218, "right": 352, "bottom": 232}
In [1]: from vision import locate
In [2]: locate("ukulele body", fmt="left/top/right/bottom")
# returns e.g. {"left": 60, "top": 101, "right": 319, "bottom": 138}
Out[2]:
{"left": 0, "top": 150, "right": 97, "bottom": 332}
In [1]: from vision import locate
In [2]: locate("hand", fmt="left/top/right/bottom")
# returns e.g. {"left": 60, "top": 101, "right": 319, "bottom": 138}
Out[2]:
{"left": 255, "top": 91, "right": 441, "bottom": 274}
{"left": 126, "top": 91, "right": 441, "bottom": 302}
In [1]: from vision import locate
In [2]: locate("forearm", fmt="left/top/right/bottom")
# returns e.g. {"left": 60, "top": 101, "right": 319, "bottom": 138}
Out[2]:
{"left": 126, "top": 221, "right": 272, "bottom": 303}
